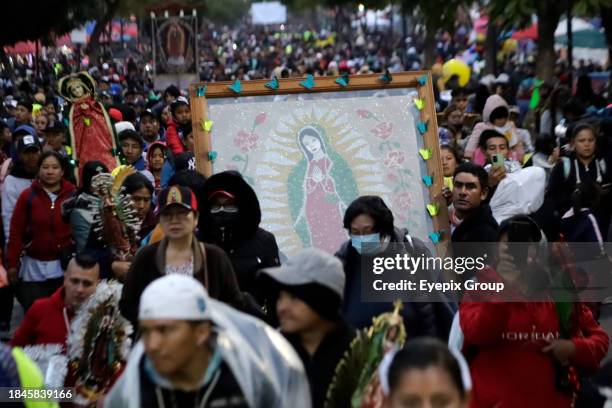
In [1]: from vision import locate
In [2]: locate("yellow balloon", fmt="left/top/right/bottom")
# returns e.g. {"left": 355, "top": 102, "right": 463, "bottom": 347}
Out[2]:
{"left": 442, "top": 59, "right": 471, "bottom": 87}
{"left": 502, "top": 39, "right": 518, "bottom": 53}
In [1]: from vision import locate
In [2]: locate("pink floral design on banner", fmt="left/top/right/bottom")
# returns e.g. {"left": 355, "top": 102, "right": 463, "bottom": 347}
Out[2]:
{"left": 234, "top": 130, "right": 259, "bottom": 153}
{"left": 371, "top": 122, "right": 393, "bottom": 139}
{"left": 386, "top": 173, "right": 399, "bottom": 183}
{"left": 356, "top": 109, "right": 372, "bottom": 119}
{"left": 254, "top": 112, "right": 267, "bottom": 126}
{"left": 394, "top": 191, "right": 413, "bottom": 212}
{"left": 383, "top": 150, "right": 405, "bottom": 169}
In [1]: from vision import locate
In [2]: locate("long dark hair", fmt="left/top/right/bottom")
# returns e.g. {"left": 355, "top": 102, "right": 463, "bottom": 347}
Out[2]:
{"left": 298, "top": 126, "right": 327, "bottom": 161}
{"left": 79, "top": 161, "right": 109, "bottom": 194}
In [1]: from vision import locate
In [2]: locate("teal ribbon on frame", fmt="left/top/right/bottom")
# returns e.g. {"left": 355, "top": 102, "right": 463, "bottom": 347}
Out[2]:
{"left": 335, "top": 73, "right": 350, "bottom": 87}
{"left": 300, "top": 74, "right": 315, "bottom": 90}
{"left": 417, "top": 120, "right": 428, "bottom": 135}
{"left": 265, "top": 76, "right": 279, "bottom": 90}
{"left": 428, "top": 230, "right": 446, "bottom": 244}
{"left": 378, "top": 70, "right": 392, "bottom": 83}
{"left": 228, "top": 80, "right": 242, "bottom": 94}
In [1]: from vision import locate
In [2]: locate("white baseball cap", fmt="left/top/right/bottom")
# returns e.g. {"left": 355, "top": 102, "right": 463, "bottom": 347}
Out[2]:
{"left": 139, "top": 275, "right": 212, "bottom": 321}
{"left": 115, "top": 121, "right": 135, "bottom": 134}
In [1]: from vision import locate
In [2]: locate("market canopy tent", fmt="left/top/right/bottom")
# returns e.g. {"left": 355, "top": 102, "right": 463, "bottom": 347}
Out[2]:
{"left": 250, "top": 2, "right": 287, "bottom": 25}
{"left": 188, "top": 72, "right": 449, "bottom": 257}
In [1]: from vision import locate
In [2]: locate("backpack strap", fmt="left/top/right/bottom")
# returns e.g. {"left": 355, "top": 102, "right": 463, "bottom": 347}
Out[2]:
{"left": 599, "top": 158, "right": 607, "bottom": 177}
{"left": 404, "top": 233, "right": 414, "bottom": 255}
{"left": 561, "top": 156, "right": 571, "bottom": 181}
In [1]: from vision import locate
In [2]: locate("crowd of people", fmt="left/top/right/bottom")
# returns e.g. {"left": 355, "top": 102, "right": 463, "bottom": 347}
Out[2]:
{"left": 0, "top": 17, "right": 611, "bottom": 408}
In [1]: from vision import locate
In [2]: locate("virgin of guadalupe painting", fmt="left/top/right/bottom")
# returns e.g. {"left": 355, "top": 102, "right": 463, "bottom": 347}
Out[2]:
{"left": 288, "top": 125, "right": 357, "bottom": 253}
{"left": 202, "top": 84, "right": 439, "bottom": 257}
{"left": 166, "top": 22, "right": 186, "bottom": 67}
{"left": 154, "top": 17, "right": 196, "bottom": 75}
{"left": 58, "top": 72, "right": 119, "bottom": 182}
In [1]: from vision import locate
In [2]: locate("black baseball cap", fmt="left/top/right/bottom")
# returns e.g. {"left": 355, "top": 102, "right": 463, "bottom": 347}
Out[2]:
{"left": 17, "top": 134, "right": 42, "bottom": 153}
{"left": 140, "top": 109, "right": 158, "bottom": 121}
{"left": 157, "top": 185, "right": 198, "bottom": 214}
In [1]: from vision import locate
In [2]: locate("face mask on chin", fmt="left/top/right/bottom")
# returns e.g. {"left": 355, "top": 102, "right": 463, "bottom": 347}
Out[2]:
{"left": 350, "top": 233, "right": 381, "bottom": 255}
{"left": 494, "top": 122, "right": 513, "bottom": 136}
{"left": 210, "top": 211, "right": 240, "bottom": 242}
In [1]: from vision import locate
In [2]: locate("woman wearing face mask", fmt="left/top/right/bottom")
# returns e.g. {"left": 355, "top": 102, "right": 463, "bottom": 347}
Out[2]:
{"left": 198, "top": 170, "right": 280, "bottom": 304}
{"left": 381, "top": 338, "right": 471, "bottom": 408}
{"left": 335, "top": 196, "right": 454, "bottom": 336}
{"left": 119, "top": 185, "right": 247, "bottom": 329}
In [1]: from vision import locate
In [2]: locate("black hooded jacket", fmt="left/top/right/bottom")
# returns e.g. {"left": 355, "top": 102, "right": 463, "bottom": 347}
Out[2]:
{"left": 198, "top": 171, "right": 280, "bottom": 301}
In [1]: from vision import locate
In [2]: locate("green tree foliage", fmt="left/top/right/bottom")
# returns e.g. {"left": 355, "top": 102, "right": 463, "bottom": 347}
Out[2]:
{"left": 401, "top": 0, "right": 469, "bottom": 68}
{"left": 0, "top": 0, "right": 98, "bottom": 46}
{"left": 489, "top": 0, "right": 566, "bottom": 80}
{"left": 204, "top": 0, "right": 251, "bottom": 25}
{"left": 487, "top": 0, "right": 612, "bottom": 80}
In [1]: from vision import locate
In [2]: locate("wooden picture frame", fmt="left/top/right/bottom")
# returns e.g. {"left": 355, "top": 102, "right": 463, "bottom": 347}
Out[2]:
{"left": 189, "top": 71, "right": 450, "bottom": 254}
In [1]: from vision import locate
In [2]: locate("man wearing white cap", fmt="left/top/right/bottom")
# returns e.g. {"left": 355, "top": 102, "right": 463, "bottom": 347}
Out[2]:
{"left": 105, "top": 274, "right": 311, "bottom": 408}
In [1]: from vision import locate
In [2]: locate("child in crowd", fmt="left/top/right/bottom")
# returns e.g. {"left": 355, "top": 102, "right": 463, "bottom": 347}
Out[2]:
{"left": 165, "top": 96, "right": 191, "bottom": 155}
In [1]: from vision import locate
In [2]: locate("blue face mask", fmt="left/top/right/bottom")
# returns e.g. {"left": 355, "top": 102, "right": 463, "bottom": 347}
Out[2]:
{"left": 350, "top": 233, "right": 381, "bottom": 255}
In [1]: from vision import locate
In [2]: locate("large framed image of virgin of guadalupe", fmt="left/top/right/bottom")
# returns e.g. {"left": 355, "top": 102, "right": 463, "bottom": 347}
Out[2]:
{"left": 189, "top": 72, "right": 450, "bottom": 257}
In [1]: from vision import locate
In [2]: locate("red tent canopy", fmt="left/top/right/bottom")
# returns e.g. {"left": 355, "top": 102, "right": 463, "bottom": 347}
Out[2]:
{"left": 4, "top": 35, "right": 73, "bottom": 55}
{"left": 3, "top": 41, "right": 37, "bottom": 54}
{"left": 512, "top": 24, "right": 538, "bottom": 41}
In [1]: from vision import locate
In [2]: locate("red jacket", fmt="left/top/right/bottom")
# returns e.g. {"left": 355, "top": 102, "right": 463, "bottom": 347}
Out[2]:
{"left": 11, "top": 286, "right": 73, "bottom": 348}
{"left": 165, "top": 117, "right": 185, "bottom": 155}
{"left": 461, "top": 271, "right": 609, "bottom": 408}
{"left": 6, "top": 179, "right": 76, "bottom": 269}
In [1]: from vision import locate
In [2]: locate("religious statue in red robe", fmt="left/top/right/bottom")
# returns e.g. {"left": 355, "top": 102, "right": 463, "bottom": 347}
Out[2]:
{"left": 58, "top": 72, "right": 120, "bottom": 183}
